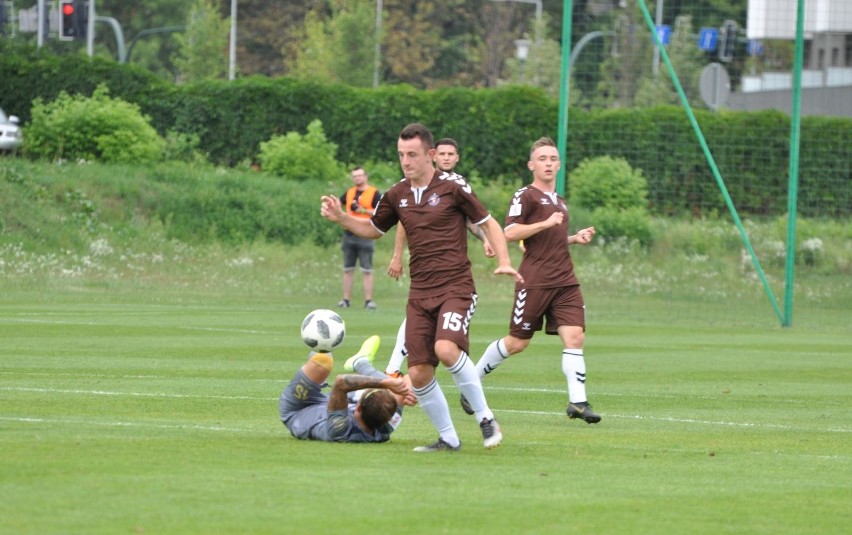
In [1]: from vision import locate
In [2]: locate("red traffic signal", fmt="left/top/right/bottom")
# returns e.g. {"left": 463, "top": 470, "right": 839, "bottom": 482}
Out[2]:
{"left": 59, "top": 0, "right": 87, "bottom": 41}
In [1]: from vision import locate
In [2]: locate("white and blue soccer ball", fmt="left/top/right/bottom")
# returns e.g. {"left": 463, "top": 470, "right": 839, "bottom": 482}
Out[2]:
{"left": 300, "top": 309, "right": 345, "bottom": 353}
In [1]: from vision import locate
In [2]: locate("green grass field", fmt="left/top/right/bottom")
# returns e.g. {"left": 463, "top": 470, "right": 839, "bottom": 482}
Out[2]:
{"left": 1, "top": 271, "right": 850, "bottom": 534}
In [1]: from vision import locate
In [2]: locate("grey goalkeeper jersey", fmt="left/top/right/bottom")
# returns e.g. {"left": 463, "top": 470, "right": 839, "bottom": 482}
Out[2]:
{"left": 279, "top": 369, "right": 402, "bottom": 443}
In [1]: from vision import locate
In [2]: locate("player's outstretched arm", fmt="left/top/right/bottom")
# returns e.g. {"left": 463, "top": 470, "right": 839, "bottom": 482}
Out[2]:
{"left": 480, "top": 218, "right": 524, "bottom": 284}
{"left": 388, "top": 225, "right": 407, "bottom": 280}
{"left": 569, "top": 226, "right": 596, "bottom": 245}
{"left": 466, "top": 221, "right": 496, "bottom": 257}
{"left": 321, "top": 196, "right": 382, "bottom": 239}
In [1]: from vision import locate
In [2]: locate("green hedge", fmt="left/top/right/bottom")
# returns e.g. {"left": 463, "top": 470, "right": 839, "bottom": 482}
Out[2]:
{"left": 2, "top": 42, "right": 849, "bottom": 218}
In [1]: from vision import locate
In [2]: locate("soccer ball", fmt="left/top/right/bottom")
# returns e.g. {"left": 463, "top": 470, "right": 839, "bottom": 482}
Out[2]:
{"left": 300, "top": 309, "right": 345, "bottom": 353}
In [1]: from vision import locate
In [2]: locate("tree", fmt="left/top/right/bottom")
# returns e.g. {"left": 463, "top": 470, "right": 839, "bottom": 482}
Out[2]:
{"left": 381, "top": 0, "right": 442, "bottom": 87}
{"left": 503, "top": 14, "right": 578, "bottom": 102}
{"left": 237, "top": 1, "right": 315, "bottom": 77}
{"left": 99, "top": 0, "right": 191, "bottom": 80}
{"left": 172, "top": 0, "right": 230, "bottom": 83}
{"left": 634, "top": 16, "right": 705, "bottom": 107}
{"left": 291, "top": 0, "right": 376, "bottom": 87}
{"left": 478, "top": 0, "right": 519, "bottom": 87}
{"left": 422, "top": 0, "right": 483, "bottom": 87}
{"left": 594, "top": 7, "right": 651, "bottom": 108}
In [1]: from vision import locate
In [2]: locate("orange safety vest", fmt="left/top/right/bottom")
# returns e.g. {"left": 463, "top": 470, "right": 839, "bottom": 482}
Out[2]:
{"left": 345, "top": 186, "right": 378, "bottom": 219}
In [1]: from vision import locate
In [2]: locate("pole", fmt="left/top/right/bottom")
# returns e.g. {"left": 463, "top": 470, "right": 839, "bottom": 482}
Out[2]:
{"left": 533, "top": 0, "right": 542, "bottom": 43}
{"left": 556, "top": 0, "right": 572, "bottom": 196}
{"left": 87, "top": 0, "right": 95, "bottom": 56}
{"left": 652, "top": 0, "right": 663, "bottom": 75}
{"left": 569, "top": 30, "right": 614, "bottom": 68}
{"left": 229, "top": 0, "right": 237, "bottom": 80}
{"left": 373, "top": 0, "right": 383, "bottom": 88}
{"left": 98, "top": 16, "right": 126, "bottom": 62}
{"left": 783, "top": 0, "right": 805, "bottom": 327}
{"left": 126, "top": 26, "right": 185, "bottom": 64}
{"left": 37, "top": 0, "right": 44, "bottom": 47}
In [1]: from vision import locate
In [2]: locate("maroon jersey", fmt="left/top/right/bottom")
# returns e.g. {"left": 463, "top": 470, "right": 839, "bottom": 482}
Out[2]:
{"left": 505, "top": 185, "right": 579, "bottom": 289}
{"left": 372, "top": 170, "right": 491, "bottom": 298}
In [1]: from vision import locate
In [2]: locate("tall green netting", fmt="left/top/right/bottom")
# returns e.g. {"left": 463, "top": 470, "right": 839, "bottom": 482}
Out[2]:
{"left": 556, "top": 0, "right": 851, "bottom": 329}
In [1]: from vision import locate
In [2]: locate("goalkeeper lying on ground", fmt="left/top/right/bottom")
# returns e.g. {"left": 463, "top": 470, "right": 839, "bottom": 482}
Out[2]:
{"left": 279, "top": 336, "right": 416, "bottom": 443}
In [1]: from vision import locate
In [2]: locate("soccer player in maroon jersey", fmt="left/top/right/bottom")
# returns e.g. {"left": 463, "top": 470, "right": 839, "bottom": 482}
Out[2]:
{"left": 387, "top": 137, "right": 494, "bottom": 281}
{"left": 462, "top": 137, "right": 602, "bottom": 424}
{"left": 384, "top": 138, "right": 494, "bottom": 378}
{"left": 321, "top": 123, "right": 523, "bottom": 451}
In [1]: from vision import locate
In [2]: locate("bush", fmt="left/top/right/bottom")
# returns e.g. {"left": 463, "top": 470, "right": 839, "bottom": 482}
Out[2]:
{"left": 592, "top": 206, "right": 654, "bottom": 247}
{"left": 25, "top": 85, "right": 165, "bottom": 163}
{"left": 162, "top": 130, "right": 208, "bottom": 164}
{"left": 3, "top": 45, "right": 849, "bottom": 218}
{"left": 569, "top": 156, "right": 653, "bottom": 245}
{"left": 569, "top": 156, "right": 649, "bottom": 211}
{"left": 258, "top": 119, "right": 344, "bottom": 181}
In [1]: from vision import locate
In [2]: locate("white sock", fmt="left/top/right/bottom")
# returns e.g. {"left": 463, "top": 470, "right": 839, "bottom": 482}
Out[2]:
{"left": 449, "top": 352, "right": 494, "bottom": 422}
{"left": 353, "top": 358, "right": 385, "bottom": 379}
{"left": 475, "top": 338, "right": 510, "bottom": 379}
{"left": 562, "top": 349, "right": 588, "bottom": 403}
{"left": 413, "top": 378, "right": 460, "bottom": 447}
{"left": 385, "top": 319, "right": 407, "bottom": 374}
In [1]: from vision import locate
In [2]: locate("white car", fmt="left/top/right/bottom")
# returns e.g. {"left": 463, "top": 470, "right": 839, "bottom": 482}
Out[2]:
{"left": 0, "top": 107, "right": 23, "bottom": 153}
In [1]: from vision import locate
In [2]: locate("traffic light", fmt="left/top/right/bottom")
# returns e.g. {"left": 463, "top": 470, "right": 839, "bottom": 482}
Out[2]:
{"left": 59, "top": 0, "right": 88, "bottom": 41}
{"left": 718, "top": 20, "right": 738, "bottom": 63}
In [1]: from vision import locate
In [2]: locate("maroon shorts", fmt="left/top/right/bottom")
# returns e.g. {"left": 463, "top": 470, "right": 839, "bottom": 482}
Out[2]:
{"left": 405, "top": 292, "right": 478, "bottom": 367}
{"left": 508, "top": 285, "right": 585, "bottom": 339}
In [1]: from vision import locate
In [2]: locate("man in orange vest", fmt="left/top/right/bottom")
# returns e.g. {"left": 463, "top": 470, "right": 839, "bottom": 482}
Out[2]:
{"left": 338, "top": 166, "right": 381, "bottom": 310}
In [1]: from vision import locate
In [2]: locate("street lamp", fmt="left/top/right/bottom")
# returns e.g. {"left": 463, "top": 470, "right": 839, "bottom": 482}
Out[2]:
{"left": 515, "top": 38, "right": 531, "bottom": 81}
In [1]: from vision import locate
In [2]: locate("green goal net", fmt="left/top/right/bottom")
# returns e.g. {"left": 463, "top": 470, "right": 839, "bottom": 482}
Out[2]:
{"left": 549, "top": 0, "right": 851, "bottom": 329}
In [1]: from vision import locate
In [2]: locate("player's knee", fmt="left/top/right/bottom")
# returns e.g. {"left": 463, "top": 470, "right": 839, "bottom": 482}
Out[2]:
{"left": 434, "top": 339, "right": 459, "bottom": 364}
{"left": 560, "top": 328, "right": 584, "bottom": 348}
{"left": 407, "top": 364, "right": 433, "bottom": 389}
{"left": 505, "top": 336, "right": 530, "bottom": 355}
{"left": 309, "top": 352, "right": 334, "bottom": 371}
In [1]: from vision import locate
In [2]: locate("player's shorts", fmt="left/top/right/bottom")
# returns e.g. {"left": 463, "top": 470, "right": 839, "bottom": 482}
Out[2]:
{"left": 508, "top": 285, "right": 585, "bottom": 339}
{"left": 279, "top": 369, "right": 330, "bottom": 440}
{"left": 405, "top": 292, "right": 477, "bottom": 367}
{"left": 341, "top": 234, "right": 375, "bottom": 272}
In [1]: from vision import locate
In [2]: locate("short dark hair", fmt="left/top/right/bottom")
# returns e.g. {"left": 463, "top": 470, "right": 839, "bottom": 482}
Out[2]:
{"left": 360, "top": 389, "right": 399, "bottom": 431}
{"left": 399, "top": 123, "right": 434, "bottom": 150}
{"left": 435, "top": 138, "right": 459, "bottom": 152}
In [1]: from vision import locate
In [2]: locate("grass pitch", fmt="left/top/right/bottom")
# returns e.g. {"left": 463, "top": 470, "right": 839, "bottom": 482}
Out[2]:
{"left": 1, "top": 283, "right": 849, "bottom": 535}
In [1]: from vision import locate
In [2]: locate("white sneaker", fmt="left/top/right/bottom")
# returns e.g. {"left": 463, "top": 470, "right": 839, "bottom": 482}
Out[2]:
{"left": 413, "top": 438, "right": 461, "bottom": 452}
{"left": 480, "top": 418, "right": 503, "bottom": 449}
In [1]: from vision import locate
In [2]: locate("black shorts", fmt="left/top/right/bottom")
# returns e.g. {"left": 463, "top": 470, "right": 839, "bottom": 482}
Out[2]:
{"left": 341, "top": 233, "right": 375, "bottom": 271}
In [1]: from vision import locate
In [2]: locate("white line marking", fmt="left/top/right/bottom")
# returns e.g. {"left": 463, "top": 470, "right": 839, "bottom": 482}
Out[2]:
{"left": 2, "top": 385, "right": 849, "bottom": 434}
{"left": 1, "top": 386, "right": 270, "bottom": 401}
{"left": 1, "top": 317, "right": 274, "bottom": 334}
{"left": 497, "top": 408, "right": 851, "bottom": 433}
{"left": 0, "top": 415, "right": 264, "bottom": 434}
